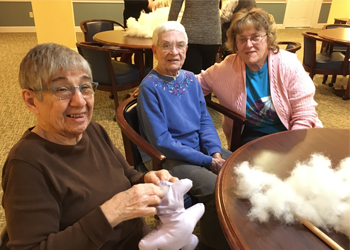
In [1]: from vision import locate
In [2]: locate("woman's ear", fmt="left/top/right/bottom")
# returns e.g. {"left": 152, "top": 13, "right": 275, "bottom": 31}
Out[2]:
{"left": 152, "top": 45, "right": 158, "bottom": 60}
{"left": 22, "top": 89, "right": 40, "bottom": 115}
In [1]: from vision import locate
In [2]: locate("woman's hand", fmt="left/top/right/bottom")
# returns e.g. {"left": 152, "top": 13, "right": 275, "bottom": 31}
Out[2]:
{"left": 144, "top": 169, "right": 179, "bottom": 185}
{"left": 210, "top": 153, "right": 226, "bottom": 174}
{"left": 132, "top": 88, "right": 139, "bottom": 98}
{"left": 100, "top": 183, "right": 164, "bottom": 228}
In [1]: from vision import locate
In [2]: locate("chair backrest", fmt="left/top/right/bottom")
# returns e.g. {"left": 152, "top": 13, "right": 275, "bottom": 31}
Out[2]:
{"left": 76, "top": 42, "right": 115, "bottom": 87}
{"left": 122, "top": 98, "right": 148, "bottom": 172}
{"left": 323, "top": 24, "right": 350, "bottom": 30}
{"left": 302, "top": 32, "right": 318, "bottom": 68}
{"left": 117, "top": 96, "right": 166, "bottom": 171}
{"left": 80, "top": 19, "right": 124, "bottom": 42}
{"left": 117, "top": 97, "right": 197, "bottom": 207}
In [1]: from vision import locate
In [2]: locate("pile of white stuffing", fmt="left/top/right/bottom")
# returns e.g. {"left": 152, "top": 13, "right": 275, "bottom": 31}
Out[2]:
{"left": 124, "top": 7, "right": 170, "bottom": 38}
{"left": 234, "top": 154, "right": 350, "bottom": 238}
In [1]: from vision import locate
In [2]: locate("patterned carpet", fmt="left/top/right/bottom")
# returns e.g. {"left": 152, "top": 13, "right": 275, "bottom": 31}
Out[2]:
{"left": 0, "top": 29, "right": 349, "bottom": 234}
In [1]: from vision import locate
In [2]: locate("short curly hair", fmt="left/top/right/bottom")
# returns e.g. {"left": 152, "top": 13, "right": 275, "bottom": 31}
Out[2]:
{"left": 19, "top": 43, "right": 92, "bottom": 100}
{"left": 152, "top": 21, "right": 188, "bottom": 46}
{"left": 226, "top": 7, "right": 279, "bottom": 54}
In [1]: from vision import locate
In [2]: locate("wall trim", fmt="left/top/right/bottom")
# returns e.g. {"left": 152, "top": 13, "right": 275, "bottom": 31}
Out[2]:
{"left": 0, "top": 24, "right": 315, "bottom": 33}
{"left": 0, "top": 0, "right": 123, "bottom": 2}
{"left": 73, "top": 0, "right": 123, "bottom": 2}
{"left": 0, "top": 26, "right": 36, "bottom": 32}
{"left": 0, "top": 26, "right": 123, "bottom": 33}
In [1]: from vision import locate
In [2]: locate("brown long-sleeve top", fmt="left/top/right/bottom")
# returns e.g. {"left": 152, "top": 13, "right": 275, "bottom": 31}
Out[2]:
{"left": 2, "top": 121, "right": 148, "bottom": 250}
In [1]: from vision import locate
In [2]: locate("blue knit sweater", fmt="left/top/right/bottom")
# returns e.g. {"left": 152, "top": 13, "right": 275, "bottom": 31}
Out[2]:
{"left": 137, "top": 69, "right": 222, "bottom": 167}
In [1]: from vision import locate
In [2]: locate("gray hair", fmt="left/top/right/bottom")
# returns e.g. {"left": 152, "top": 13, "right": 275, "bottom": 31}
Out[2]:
{"left": 226, "top": 8, "right": 279, "bottom": 54}
{"left": 19, "top": 43, "right": 92, "bottom": 100}
{"left": 152, "top": 21, "right": 188, "bottom": 45}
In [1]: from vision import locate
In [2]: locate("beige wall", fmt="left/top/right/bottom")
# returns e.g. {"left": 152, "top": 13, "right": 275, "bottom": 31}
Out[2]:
{"left": 31, "top": 0, "right": 76, "bottom": 48}
{"left": 327, "top": 0, "right": 350, "bottom": 23}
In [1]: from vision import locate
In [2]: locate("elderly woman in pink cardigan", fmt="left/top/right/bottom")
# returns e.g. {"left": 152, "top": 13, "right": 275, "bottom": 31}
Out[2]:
{"left": 197, "top": 7, "right": 322, "bottom": 146}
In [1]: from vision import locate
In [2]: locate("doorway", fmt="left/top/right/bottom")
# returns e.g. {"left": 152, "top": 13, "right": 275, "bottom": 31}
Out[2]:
{"left": 283, "top": 0, "right": 323, "bottom": 28}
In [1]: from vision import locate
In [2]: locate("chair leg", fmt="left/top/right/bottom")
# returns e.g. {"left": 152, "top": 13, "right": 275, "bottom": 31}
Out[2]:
{"left": 329, "top": 75, "right": 337, "bottom": 87}
{"left": 343, "top": 77, "right": 350, "bottom": 100}
{"left": 113, "top": 92, "right": 119, "bottom": 122}
{"left": 120, "top": 53, "right": 133, "bottom": 64}
{"left": 322, "top": 75, "right": 328, "bottom": 84}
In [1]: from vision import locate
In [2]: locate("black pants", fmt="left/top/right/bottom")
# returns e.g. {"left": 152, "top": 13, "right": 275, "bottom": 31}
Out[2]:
{"left": 241, "top": 127, "right": 269, "bottom": 145}
{"left": 182, "top": 44, "right": 220, "bottom": 74}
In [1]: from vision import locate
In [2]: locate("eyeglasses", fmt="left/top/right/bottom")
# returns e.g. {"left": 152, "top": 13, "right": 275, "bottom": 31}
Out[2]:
{"left": 40, "top": 82, "right": 99, "bottom": 100}
{"left": 236, "top": 34, "right": 267, "bottom": 45}
{"left": 158, "top": 42, "right": 187, "bottom": 52}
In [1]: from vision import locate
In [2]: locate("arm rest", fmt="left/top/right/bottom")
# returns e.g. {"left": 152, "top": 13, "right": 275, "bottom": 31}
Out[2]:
{"left": 206, "top": 99, "right": 246, "bottom": 152}
{"left": 116, "top": 97, "right": 166, "bottom": 171}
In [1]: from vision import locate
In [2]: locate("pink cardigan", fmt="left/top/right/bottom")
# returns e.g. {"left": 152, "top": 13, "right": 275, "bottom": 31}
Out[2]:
{"left": 197, "top": 50, "right": 323, "bottom": 146}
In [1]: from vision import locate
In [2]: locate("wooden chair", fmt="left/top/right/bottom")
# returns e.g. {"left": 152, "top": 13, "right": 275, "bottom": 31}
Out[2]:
{"left": 320, "top": 24, "right": 350, "bottom": 86}
{"left": 301, "top": 32, "right": 349, "bottom": 85}
{"left": 116, "top": 96, "right": 165, "bottom": 172}
{"left": 116, "top": 96, "right": 246, "bottom": 172}
{"left": 116, "top": 96, "right": 195, "bottom": 207}
{"left": 76, "top": 42, "right": 146, "bottom": 120}
{"left": 205, "top": 98, "right": 246, "bottom": 152}
{"left": 80, "top": 19, "right": 124, "bottom": 42}
{"left": 80, "top": 19, "right": 131, "bottom": 61}
{"left": 277, "top": 41, "right": 301, "bottom": 53}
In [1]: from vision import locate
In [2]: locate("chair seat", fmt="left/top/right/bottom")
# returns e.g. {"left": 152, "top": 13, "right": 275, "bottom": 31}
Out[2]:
{"left": 315, "top": 52, "right": 348, "bottom": 70}
{"left": 103, "top": 45, "right": 121, "bottom": 51}
{"left": 112, "top": 61, "right": 140, "bottom": 85}
{"left": 111, "top": 61, "right": 150, "bottom": 86}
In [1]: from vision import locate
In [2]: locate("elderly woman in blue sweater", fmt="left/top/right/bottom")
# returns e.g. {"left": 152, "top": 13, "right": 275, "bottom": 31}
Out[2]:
{"left": 137, "top": 21, "right": 231, "bottom": 250}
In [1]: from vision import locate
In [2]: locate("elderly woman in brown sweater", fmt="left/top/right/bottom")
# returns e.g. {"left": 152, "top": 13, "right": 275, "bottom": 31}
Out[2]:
{"left": 2, "top": 43, "right": 177, "bottom": 250}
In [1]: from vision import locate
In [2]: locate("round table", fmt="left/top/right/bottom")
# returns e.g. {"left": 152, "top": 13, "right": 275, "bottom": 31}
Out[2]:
{"left": 93, "top": 30, "right": 154, "bottom": 74}
{"left": 216, "top": 128, "right": 350, "bottom": 250}
{"left": 318, "top": 28, "right": 350, "bottom": 45}
{"left": 93, "top": 29, "right": 153, "bottom": 49}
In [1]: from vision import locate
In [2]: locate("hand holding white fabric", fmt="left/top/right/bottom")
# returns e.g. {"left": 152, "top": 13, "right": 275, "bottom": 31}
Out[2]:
{"left": 100, "top": 183, "right": 164, "bottom": 228}
{"left": 139, "top": 179, "right": 205, "bottom": 250}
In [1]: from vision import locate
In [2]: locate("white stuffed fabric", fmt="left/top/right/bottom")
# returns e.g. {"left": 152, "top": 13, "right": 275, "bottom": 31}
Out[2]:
{"left": 234, "top": 154, "right": 350, "bottom": 238}
{"left": 139, "top": 179, "right": 205, "bottom": 250}
{"left": 124, "top": 7, "right": 170, "bottom": 38}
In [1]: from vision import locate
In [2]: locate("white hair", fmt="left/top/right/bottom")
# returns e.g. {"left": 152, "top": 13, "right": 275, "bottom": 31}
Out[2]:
{"left": 152, "top": 21, "right": 188, "bottom": 45}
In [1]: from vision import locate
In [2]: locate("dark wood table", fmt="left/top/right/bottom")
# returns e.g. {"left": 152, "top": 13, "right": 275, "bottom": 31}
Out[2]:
{"left": 318, "top": 28, "right": 350, "bottom": 45}
{"left": 216, "top": 128, "right": 350, "bottom": 250}
{"left": 318, "top": 28, "right": 350, "bottom": 100}
{"left": 93, "top": 29, "right": 153, "bottom": 49}
{"left": 93, "top": 30, "right": 154, "bottom": 77}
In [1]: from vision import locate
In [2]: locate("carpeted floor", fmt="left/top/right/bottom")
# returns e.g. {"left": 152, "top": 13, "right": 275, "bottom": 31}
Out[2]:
{"left": 0, "top": 29, "right": 349, "bottom": 234}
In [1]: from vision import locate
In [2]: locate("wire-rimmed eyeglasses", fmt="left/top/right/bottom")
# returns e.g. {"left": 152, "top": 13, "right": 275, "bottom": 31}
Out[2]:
{"left": 38, "top": 82, "right": 99, "bottom": 100}
{"left": 158, "top": 42, "right": 187, "bottom": 52}
{"left": 236, "top": 34, "right": 267, "bottom": 45}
